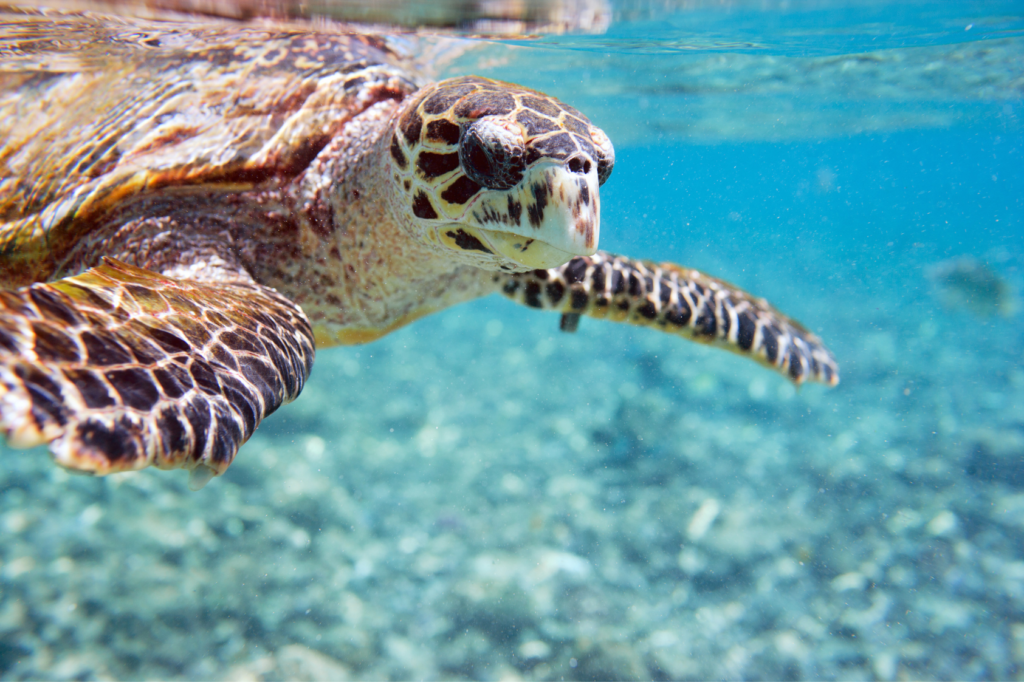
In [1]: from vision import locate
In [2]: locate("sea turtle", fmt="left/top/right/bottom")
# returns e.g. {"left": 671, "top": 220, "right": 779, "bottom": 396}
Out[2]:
{"left": 0, "top": 18, "right": 838, "bottom": 490}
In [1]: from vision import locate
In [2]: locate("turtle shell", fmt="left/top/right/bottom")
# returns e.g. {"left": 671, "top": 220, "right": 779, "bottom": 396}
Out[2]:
{"left": 0, "top": 14, "right": 423, "bottom": 285}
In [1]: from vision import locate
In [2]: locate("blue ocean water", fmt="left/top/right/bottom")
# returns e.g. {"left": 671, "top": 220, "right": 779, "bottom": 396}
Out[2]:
{"left": 1, "top": 2, "right": 1023, "bottom": 679}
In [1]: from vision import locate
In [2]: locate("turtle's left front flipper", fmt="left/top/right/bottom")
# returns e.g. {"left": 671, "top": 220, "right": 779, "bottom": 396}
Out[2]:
{"left": 500, "top": 251, "right": 839, "bottom": 386}
{"left": 0, "top": 258, "right": 315, "bottom": 489}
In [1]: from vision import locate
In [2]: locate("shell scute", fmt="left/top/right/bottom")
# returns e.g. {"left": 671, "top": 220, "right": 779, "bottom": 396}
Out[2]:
{"left": 0, "top": 29, "right": 421, "bottom": 281}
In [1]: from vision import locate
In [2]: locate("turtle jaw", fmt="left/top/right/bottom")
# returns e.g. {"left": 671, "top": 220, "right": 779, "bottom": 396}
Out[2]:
{"left": 437, "top": 224, "right": 583, "bottom": 270}
{"left": 441, "top": 164, "right": 601, "bottom": 270}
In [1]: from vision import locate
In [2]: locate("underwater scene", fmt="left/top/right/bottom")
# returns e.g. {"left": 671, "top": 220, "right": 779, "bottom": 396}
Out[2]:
{"left": 1, "top": 0, "right": 1023, "bottom": 679}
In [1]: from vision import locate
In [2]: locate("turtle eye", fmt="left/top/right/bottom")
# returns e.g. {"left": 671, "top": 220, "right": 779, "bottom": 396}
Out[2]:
{"left": 459, "top": 118, "right": 526, "bottom": 190}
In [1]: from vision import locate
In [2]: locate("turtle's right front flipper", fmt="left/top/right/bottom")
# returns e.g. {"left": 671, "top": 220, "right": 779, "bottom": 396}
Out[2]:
{"left": 0, "top": 258, "right": 314, "bottom": 489}
{"left": 501, "top": 251, "right": 839, "bottom": 386}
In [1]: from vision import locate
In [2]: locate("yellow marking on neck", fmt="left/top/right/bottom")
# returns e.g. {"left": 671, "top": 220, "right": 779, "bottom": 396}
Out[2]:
{"left": 313, "top": 306, "right": 438, "bottom": 347}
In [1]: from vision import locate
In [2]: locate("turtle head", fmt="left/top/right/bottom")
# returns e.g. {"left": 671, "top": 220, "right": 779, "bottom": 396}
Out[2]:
{"left": 386, "top": 76, "right": 614, "bottom": 271}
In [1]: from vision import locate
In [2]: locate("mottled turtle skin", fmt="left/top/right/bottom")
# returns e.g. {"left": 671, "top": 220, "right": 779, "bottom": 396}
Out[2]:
{"left": 0, "top": 22, "right": 838, "bottom": 489}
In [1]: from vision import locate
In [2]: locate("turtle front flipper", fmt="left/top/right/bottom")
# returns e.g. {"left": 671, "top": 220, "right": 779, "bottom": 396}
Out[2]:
{"left": 0, "top": 258, "right": 315, "bottom": 489}
{"left": 500, "top": 251, "right": 839, "bottom": 386}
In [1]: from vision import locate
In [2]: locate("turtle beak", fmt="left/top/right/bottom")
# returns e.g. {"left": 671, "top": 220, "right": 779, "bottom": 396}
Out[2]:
{"left": 463, "top": 163, "right": 600, "bottom": 269}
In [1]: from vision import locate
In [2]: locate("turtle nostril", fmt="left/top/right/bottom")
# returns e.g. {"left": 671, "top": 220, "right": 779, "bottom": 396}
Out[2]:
{"left": 583, "top": 159, "right": 592, "bottom": 174}
{"left": 567, "top": 157, "right": 585, "bottom": 174}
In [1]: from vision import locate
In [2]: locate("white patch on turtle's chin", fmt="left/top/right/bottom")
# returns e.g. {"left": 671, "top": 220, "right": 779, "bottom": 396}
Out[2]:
{"left": 461, "top": 164, "right": 600, "bottom": 263}
{"left": 434, "top": 223, "right": 578, "bottom": 270}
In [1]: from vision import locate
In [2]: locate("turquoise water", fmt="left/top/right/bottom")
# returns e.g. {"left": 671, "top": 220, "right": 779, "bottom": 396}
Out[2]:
{"left": 1, "top": 2, "right": 1023, "bottom": 679}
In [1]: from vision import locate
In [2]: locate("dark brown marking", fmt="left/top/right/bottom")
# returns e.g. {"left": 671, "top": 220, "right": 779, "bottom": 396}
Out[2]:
{"left": 521, "top": 95, "right": 561, "bottom": 117}
{"left": 400, "top": 109, "right": 423, "bottom": 143}
{"left": 563, "top": 116, "right": 590, "bottom": 136}
{"left": 524, "top": 281, "right": 543, "bottom": 308}
{"left": 0, "top": 328, "right": 18, "bottom": 354}
{"left": 574, "top": 136, "right": 598, "bottom": 163}
{"left": 153, "top": 364, "right": 192, "bottom": 400}
{"left": 237, "top": 356, "right": 278, "bottom": 408}
{"left": 694, "top": 305, "right": 717, "bottom": 337}
{"left": 545, "top": 281, "right": 565, "bottom": 305}
{"left": 564, "top": 259, "right": 587, "bottom": 284}
{"left": 189, "top": 359, "right": 221, "bottom": 395}
{"left": 220, "top": 329, "right": 261, "bottom": 354}
{"left": 417, "top": 152, "right": 460, "bottom": 179}
{"left": 16, "top": 365, "right": 66, "bottom": 426}
{"left": 412, "top": 191, "right": 438, "bottom": 220}
{"left": 220, "top": 376, "right": 258, "bottom": 435}
{"left": 446, "top": 229, "right": 492, "bottom": 254}
{"left": 507, "top": 196, "right": 522, "bottom": 224}
{"left": 627, "top": 273, "right": 643, "bottom": 297}
{"left": 26, "top": 384, "right": 65, "bottom": 429}
{"left": 390, "top": 134, "right": 407, "bottom": 169}
{"left": 183, "top": 398, "right": 211, "bottom": 461}
{"left": 426, "top": 119, "right": 461, "bottom": 145}
{"left": 762, "top": 327, "right": 779, "bottom": 363}
{"left": 157, "top": 409, "right": 190, "bottom": 459}
{"left": 570, "top": 289, "right": 589, "bottom": 311}
{"left": 516, "top": 110, "right": 558, "bottom": 137}
{"left": 78, "top": 418, "right": 136, "bottom": 464}
{"left": 210, "top": 344, "right": 239, "bottom": 371}
{"left": 29, "top": 287, "right": 80, "bottom": 325}
{"left": 118, "top": 330, "right": 162, "bottom": 366}
{"left": 146, "top": 326, "right": 191, "bottom": 354}
{"left": 422, "top": 83, "right": 478, "bottom": 115}
{"left": 531, "top": 133, "right": 578, "bottom": 162}
{"left": 63, "top": 368, "right": 116, "bottom": 409}
{"left": 788, "top": 352, "right": 803, "bottom": 380}
{"left": 31, "top": 323, "right": 81, "bottom": 362}
{"left": 610, "top": 269, "right": 625, "bottom": 294}
{"left": 107, "top": 368, "right": 160, "bottom": 411}
{"left": 637, "top": 302, "right": 657, "bottom": 320}
{"left": 441, "top": 176, "right": 482, "bottom": 205}
{"left": 81, "top": 330, "right": 133, "bottom": 366}
{"left": 454, "top": 92, "right": 515, "bottom": 118}
{"left": 527, "top": 181, "right": 549, "bottom": 228}
{"left": 666, "top": 302, "right": 692, "bottom": 327}
{"left": 211, "top": 410, "right": 242, "bottom": 463}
